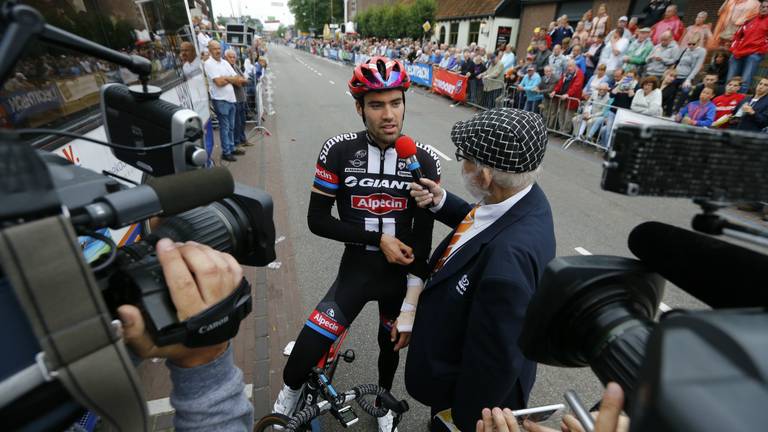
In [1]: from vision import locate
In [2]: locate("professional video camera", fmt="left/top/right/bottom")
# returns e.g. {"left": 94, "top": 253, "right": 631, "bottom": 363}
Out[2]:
{"left": 520, "top": 125, "right": 768, "bottom": 431}
{"left": 0, "top": 3, "right": 275, "bottom": 431}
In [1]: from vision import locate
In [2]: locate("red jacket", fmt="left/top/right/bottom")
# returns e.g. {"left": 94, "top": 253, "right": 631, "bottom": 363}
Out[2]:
{"left": 730, "top": 14, "right": 768, "bottom": 58}
{"left": 553, "top": 69, "right": 585, "bottom": 110}
{"left": 712, "top": 93, "right": 747, "bottom": 127}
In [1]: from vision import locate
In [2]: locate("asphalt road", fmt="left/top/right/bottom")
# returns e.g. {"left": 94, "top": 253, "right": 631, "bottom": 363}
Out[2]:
{"left": 257, "top": 44, "right": 713, "bottom": 431}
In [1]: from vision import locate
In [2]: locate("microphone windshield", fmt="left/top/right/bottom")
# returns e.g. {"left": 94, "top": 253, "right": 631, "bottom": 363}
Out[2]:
{"left": 395, "top": 135, "right": 417, "bottom": 158}
{"left": 146, "top": 168, "right": 234, "bottom": 215}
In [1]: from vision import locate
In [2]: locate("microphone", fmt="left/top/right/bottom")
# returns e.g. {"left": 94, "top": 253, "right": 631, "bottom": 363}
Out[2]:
{"left": 79, "top": 168, "right": 234, "bottom": 229}
{"left": 627, "top": 221, "right": 768, "bottom": 309}
{"left": 395, "top": 135, "right": 424, "bottom": 181}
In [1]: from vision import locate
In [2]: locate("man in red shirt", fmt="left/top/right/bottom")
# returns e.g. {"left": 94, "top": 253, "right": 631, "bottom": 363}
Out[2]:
{"left": 712, "top": 77, "right": 747, "bottom": 128}
{"left": 651, "top": 4, "right": 685, "bottom": 44}
{"left": 549, "top": 60, "right": 585, "bottom": 133}
{"left": 728, "top": 1, "right": 768, "bottom": 92}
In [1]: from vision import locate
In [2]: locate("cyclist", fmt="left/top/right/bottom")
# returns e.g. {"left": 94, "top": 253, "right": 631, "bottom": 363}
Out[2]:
{"left": 273, "top": 56, "right": 441, "bottom": 432}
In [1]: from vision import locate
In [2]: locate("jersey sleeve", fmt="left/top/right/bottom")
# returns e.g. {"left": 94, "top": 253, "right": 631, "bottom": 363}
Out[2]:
{"left": 313, "top": 137, "right": 342, "bottom": 195}
{"left": 415, "top": 142, "right": 442, "bottom": 184}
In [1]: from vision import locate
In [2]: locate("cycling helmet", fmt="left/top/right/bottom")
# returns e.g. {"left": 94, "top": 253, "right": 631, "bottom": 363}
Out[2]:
{"left": 348, "top": 56, "right": 411, "bottom": 98}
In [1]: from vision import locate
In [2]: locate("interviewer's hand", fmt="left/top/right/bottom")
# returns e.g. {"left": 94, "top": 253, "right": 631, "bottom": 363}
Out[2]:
{"left": 118, "top": 239, "right": 243, "bottom": 368}
{"left": 379, "top": 234, "right": 414, "bottom": 265}
{"left": 410, "top": 178, "right": 444, "bottom": 208}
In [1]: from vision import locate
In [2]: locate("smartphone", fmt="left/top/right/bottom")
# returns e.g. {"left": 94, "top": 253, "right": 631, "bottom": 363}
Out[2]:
{"left": 511, "top": 403, "right": 565, "bottom": 424}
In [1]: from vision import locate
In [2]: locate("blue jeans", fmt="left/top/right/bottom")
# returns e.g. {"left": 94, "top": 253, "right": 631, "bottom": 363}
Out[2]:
{"left": 728, "top": 53, "right": 765, "bottom": 93}
{"left": 600, "top": 111, "right": 616, "bottom": 149}
{"left": 524, "top": 98, "right": 541, "bottom": 114}
{"left": 234, "top": 101, "right": 247, "bottom": 144}
{"left": 213, "top": 99, "right": 236, "bottom": 155}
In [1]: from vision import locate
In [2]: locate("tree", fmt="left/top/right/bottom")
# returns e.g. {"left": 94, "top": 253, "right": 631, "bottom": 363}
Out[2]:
{"left": 353, "top": 0, "right": 436, "bottom": 39}
{"left": 288, "top": 0, "right": 344, "bottom": 33}
{"left": 277, "top": 24, "right": 287, "bottom": 38}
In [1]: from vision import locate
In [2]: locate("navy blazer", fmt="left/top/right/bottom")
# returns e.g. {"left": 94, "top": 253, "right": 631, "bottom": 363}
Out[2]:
{"left": 735, "top": 95, "right": 768, "bottom": 131}
{"left": 405, "top": 183, "right": 556, "bottom": 432}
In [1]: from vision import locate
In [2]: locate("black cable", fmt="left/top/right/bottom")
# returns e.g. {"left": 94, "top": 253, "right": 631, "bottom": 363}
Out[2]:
{"left": 2, "top": 128, "right": 201, "bottom": 152}
{"left": 79, "top": 229, "right": 118, "bottom": 273}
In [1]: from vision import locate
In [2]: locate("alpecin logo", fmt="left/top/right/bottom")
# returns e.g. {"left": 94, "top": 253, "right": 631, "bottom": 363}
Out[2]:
{"left": 351, "top": 193, "right": 407, "bottom": 215}
{"left": 310, "top": 310, "right": 343, "bottom": 335}
{"left": 315, "top": 164, "right": 338, "bottom": 183}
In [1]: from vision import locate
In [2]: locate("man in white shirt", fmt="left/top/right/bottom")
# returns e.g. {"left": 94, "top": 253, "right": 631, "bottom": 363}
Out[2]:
{"left": 204, "top": 40, "right": 245, "bottom": 161}
{"left": 180, "top": 42, "right": 201, "bottom": 79}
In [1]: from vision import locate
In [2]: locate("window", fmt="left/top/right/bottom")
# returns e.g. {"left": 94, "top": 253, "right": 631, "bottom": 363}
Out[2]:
{"left": 629, "top": 0, "right": 689, "bottom": 22}
{"left": 556, "top": 1, "right": 593, "bottom": 27}
{"left": 1, "top": 0, "right": 196, "bottom": 148}
{"left": 439, "top": 26, "right": 446, "bottom": 44}
{"left": 449, "top": 22, "right": 459, "bottom": 45}
{"left": 468, "top": 21, "right": 480, "bottom": 45}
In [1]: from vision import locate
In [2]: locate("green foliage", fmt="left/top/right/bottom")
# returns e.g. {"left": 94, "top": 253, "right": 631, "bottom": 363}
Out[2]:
{"left": 355, "top": 0, "right": 436, "bottom": 39}
{"left": 277, "top": 24, "right": 287, "bottom": 38}
{"left": 288, "top": 0, "right": 344, "bottom": 34}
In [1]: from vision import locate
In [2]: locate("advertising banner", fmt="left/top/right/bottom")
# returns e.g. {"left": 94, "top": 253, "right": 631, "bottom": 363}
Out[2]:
{"left": 405, "top": 62, "right": 432, "bottom": 88}
{"left": 329, "top": 48, "right": 339, "bottom": 60}
{"left": 0, "top": 85, "right": 63, "bottom": 124}
{"left": 432, "top": 68, "right": 468, "bottom": 102}
{"left": 355, "top": 54, "right": 370, "bottom": 65}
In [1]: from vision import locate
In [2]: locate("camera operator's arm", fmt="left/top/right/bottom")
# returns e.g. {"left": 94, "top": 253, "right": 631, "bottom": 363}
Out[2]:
{"left": 118, "top": 239, "right": 253, "bottom": 432}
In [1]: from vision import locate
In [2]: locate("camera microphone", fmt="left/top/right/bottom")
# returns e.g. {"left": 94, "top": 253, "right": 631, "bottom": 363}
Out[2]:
{"left": 77, "top": 168, "right": 235, "bottom": 229}
{"left": 628, "top": 221, "right": 768, "bottom": 309}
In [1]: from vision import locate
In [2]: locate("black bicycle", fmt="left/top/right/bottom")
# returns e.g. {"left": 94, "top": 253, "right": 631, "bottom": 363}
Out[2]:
{"left": 254, "top": 330, "right": 409, "bottom": 431}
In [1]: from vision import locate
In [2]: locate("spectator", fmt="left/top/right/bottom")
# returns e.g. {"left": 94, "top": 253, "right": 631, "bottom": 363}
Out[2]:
{"left": 561, "top": 37, "right": 572, "bottom": 55}
{"left": 582, "top": 10, "right": 594, "bottom": 33}
{"left": 539, "top": 66, "right": 559, "bottom": 124}
{"left": 676, "top": 86, "right": 717, "bottom": 127}
{"left": 727, "top": 1, "right": 768, "bottom": 92}
{"left": 584, "top": 34, "right": 606, "bottom": 80}
{"left": 518, "top": 65, "right": 543, "bottom": 113}
{"left": 225, "top": 49, "right": 252, "bottom": 149}
{"left": 417, "top": 48, "right": 430, "bottom": 64}
{"left": 681, "top": 11, "right": 714, "bottom": 48}
{"left": 711, "top": 0, "right": 761, "bottom": 48}
{"left": 204, "top": 40, "right": 244, "bottom": 162}
{"left": 468, "top": 55, "right": 487, "bottom": 104}
{"left": 632, "top": 75, "right": 664, "bottom": 116}
{"left": 499, "top": 44, "right": 516, "bottom": 72}
{"left": 533, "top": 40, "right": 551, "bottom": 74}
{"left": 569, "top": 44, "right": 587, "bottom": 74}
{"left": 179, "top": 41, "right": 201, "bottom": 79}
{"left": 450, "top": 51, "right": 464, "bottom": 72}
{"left": 591, "top": 3, "right": 611, "bottom": 38}
{"left": 599, "top": 30, "right": 629, "bottom": 75}
{"left": 623, "top": 27, "right": 654, "bottom": 73}
{"left": 460, "top": 50, "right": 473, "bottom": 74}
{"left": 574, "top": 21, "right": 590, "bottom": 42}
{"left": 642, "top": 0, "right": 672, "bottom": 27}
{"left": 481, "top": 53, "right": 505, "bottom": 108}
{"left": 733, "top": 77, "right": 768, "bottom": 130}
{"left": 645, "top": 31, "right": 680, "bottom": 77}
{"left": 651, "top": 5, "right": 685, "bottom": 44}
{"left": 429, "top": 49, "right": 443, "bottom": 65}
{"left": 583, "top": 64, "right": 611, "bottom": 99}
{"left": 550, "top": 60, "right": 585, "bottom": 133}
{"left": 670, "top": 35, "right": 708, "bottom": 111}
{"left": 197, "top": 22, "right": 212, "bottom": 55}
{"left": 628, "top": 16, "right": 640, "bottom": 34}
{"left": 706, "top": 49, "right": 730, "bottom": 85}
{"left": 606, "top": 16, "right": 633, "bottom": 40}
{"left": 548, "top": 44, "right": 567, "bottom": 79}
{"left": 712, "top": 76, "right": 747, "bottom": 127}
{"left": 660, "top": 68, "right": 679, "bottom": 116}
{"left": 598, "top": 69, "right": 638, "bottom": 148}
{"left": 551, "top": 15, "right": 575, "bottom": 46}
{"left": 688, "top": 73, "right": 724, "bottom": 104}
{"left": 573, "top": 82, "right": 612, "bottom": 140}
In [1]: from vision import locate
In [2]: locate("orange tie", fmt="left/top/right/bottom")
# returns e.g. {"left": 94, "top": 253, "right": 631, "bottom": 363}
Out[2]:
{"left": 433, "top": 206, "right": 478, "bottom": 273}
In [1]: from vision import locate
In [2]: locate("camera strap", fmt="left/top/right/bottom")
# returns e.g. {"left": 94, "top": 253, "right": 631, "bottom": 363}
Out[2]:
{"left": 0, "top": 216, "right": 149, "bottom": 432}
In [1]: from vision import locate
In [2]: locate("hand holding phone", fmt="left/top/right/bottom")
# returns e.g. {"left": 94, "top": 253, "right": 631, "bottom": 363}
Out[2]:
{"left": 511, "top": 403, "right": 565, "bottom": 425}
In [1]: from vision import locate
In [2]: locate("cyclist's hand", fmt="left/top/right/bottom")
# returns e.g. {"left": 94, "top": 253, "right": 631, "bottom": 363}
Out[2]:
{"left": 390, "top": 323, "right": 411, "bottom": 351}
{"left": 380, "top": 234, "right": 414, "bottom": 265}
{"left": 118, "top": 239, "right": 243, "bottom": 368}
{"left": 410, "top": 178, "right": 444, "bottom": 208}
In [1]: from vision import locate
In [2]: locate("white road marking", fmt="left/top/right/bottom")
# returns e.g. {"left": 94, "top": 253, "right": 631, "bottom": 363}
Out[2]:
{"left": 317, "top": 72, "right": 322, "bottom": 76}
{"left": 449, "top": 104, "right": 456, "bottom": 108}
{"left": 329, "top": 80, "right": 335, "bottom": 85}
{"left": 574, "top": 247, "right": 592, "bottom": 255}
{"left": 345, "top": 91, "right": 352, "bottom": 96}
{"left": 148, "top": 384, "right": 253, "bottom": 415}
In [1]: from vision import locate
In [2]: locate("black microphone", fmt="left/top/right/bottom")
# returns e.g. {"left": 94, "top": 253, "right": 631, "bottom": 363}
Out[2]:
{"left": 628, "top": 221, "right": 768, "bottom": 309}
{"left": 395, "top": 135, "right": 424, "bottom": 181}
{"left": 79, "top": 168, "right": 234, "bottom": 229}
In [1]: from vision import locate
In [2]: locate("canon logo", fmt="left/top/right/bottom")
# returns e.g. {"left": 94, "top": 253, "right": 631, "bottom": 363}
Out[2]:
{"left": 199, "top": 316, "right": 230, "bottom": 334}
{"left": 352, "top": 193, "right": 407, "bottom": 215}
{"left": 344, "top": 177, "right": 411, "bottom": 189}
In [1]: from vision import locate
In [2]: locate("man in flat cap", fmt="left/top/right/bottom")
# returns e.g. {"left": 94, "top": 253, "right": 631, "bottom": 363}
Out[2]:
{"left": 404, "top": 108, "right": 556, "bottom": 431}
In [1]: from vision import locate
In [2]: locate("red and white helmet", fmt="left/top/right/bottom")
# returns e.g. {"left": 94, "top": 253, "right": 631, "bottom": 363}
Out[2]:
{"left": 348, "top": 56, "right": 411, "bottom": 98}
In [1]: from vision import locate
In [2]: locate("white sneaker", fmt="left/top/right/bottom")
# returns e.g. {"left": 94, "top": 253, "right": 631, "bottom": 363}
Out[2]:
{"left": 377, "top": 410, "right": 398, "bottom": 432}
{"left": 273, "top": 383, "right": 303, "bottom": 417}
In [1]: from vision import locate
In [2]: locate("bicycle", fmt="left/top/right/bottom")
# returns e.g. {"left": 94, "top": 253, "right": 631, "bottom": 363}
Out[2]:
{"left": 254, "top": 329, "right": 409, "bottom": 432}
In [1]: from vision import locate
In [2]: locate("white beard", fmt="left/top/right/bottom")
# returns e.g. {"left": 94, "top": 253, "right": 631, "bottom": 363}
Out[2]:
{"left": 461, "top": 166, "right": 490, "bottom": 201}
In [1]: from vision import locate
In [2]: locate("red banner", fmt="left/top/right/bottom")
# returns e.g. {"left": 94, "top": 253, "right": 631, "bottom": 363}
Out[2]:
{"left": 431, "top": 67, "right": 468, "bottom": 102}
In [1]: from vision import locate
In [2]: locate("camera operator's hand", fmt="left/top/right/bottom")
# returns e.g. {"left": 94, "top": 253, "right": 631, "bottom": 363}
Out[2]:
{"left": 118, "top": 238, "right": 243, "bottom": 368}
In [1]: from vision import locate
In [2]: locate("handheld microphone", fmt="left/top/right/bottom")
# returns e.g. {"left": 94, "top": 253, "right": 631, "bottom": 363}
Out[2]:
{"left": 79, "top": 168, "right": 235, "bottom": 229}
{"left": 395, "top": 135, "right": 434, "bottom": 208}
{"left": 627, "top": 221, "right": 768, "bottom": 309}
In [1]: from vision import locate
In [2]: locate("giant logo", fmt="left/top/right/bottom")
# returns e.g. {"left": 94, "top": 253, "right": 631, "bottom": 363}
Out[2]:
{"left": 344, "top": 177, "right": 411, "bottom": 189}
{"left": 351, "top": 193, "right": 407, "bottom": 215}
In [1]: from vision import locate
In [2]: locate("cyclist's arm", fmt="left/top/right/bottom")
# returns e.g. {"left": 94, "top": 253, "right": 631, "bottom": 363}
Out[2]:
{"left": 307, "top": 190, "right": 382, "bottom": 246}
{"left": 169, "top": 344, "right": 253, "bottom": 431}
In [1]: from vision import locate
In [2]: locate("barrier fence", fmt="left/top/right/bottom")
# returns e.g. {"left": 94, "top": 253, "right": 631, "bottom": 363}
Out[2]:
{"left": 294, "top": 45, "right": 682, "bottom": 150}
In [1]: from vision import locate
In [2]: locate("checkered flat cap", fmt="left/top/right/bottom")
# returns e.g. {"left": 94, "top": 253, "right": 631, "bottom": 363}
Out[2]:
{"left": 451, "top": 108, "right": 547, "bottom": 173}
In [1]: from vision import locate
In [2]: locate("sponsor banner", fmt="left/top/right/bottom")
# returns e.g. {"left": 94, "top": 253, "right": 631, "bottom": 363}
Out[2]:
{"left": 355, "top": 54, "right": 371, "bottom": 66}
{"left": 329, "top": 48, "right": 339, "bottom": 60}
{"left": 351, "top": 193, "right": 407, "bottom": 215}
{"left": 432, "top": 68, "right": 468, "bottom": 102}
{"left": 0, "top": 84, "right": 63, "bottom": 124}
{"left": 55, "top": 73, "right": 105, "bottom": 103}
{"left": 405, "top": 62, "right": 432, "bottom": 88}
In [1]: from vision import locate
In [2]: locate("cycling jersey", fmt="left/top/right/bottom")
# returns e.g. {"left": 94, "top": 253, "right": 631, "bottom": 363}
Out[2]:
{"left": 312, "top": 131, "right": 441, "bottom": 250}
